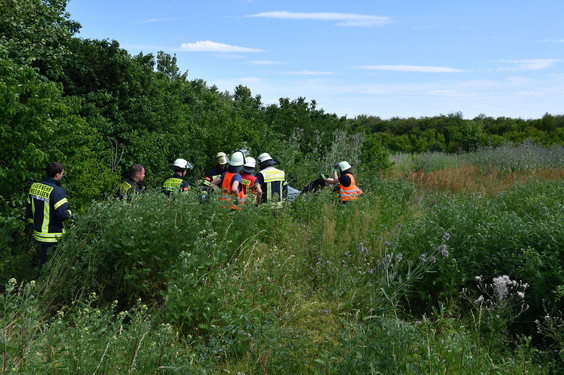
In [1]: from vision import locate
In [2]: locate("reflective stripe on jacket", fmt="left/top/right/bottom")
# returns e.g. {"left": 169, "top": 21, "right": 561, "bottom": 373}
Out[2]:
{"left": 118, "top": 178, "right": 141, "bottom": 200}
{"left": 202, "top": 167, "right": 224, "bottom": 187}
{"left": 27, "top": 178, "right": 72, "bottom": 243}
{"left": 163, "top": 175, "right": 189, "bottom": 196}
{"left": 339, "top": 174, "right": 363, "bottom": 202}
{"left": 258, "top": 168, "right": 286, "bottom": 208}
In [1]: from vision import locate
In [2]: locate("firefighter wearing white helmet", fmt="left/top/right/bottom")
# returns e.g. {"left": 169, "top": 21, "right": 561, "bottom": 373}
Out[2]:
{"left": 202, "top": 152, "right": 228, "bottom": 191}
{"left": 163, "top": 158, "right": 193, "bottom": 197}
{"left": 323, "top": 161, "right": 363, "bottom": 203}
{"left": 256, "top": 152, "right": 287, "bottom": 207}
{"left": 210, "top": 151, "right": 246, "bottom": 210}
{"left": 240, "top": 157, "right": 263, "bottom": 205}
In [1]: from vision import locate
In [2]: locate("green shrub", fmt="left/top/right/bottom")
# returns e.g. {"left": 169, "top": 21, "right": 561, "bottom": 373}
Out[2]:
{"left": 396, "top": 179, "right": 564, "bottom": 342}
{"left": 42, "top": 190, "right": 211, "bottom": 306}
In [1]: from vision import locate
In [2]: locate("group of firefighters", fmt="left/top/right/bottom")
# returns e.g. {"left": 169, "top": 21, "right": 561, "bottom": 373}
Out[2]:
{"left": 26, "top": 151, "right": 362, "bottom": 271}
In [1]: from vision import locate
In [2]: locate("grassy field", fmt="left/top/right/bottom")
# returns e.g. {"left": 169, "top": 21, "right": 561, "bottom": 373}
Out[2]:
{"left": 2, "top": 143, "right": 563, "bottom": 374}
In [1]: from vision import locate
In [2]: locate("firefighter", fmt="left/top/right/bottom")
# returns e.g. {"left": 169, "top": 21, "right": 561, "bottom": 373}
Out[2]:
{"left": 240, "top": 157, "right": 262, "bottom": 205}
{"left": 211, "top": 151, "right": 246, "bottom": 210}
{"left": 117, "top": 164, "right": 145, "bottom": 200}
{"left": 323, "top": 161, "right": 363, "bottom": 203}
{"left": 256, "top": 152, "right": 287, "bottom": 208}
{"left": 26, "top": 162, "right": 74, "bottom": 272}
{"left": 163, "top": 158, "right": 192, "bottom": 197}
{"left": 202, "top": 152, "right": 228, "bottom": 192}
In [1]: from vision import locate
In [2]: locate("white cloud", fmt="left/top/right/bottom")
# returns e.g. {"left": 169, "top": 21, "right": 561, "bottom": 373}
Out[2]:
{"left": 139, "top": 18, "right": 173, "bottom": 24}
{"left": 249, "top": 60, "right": 285, "bottom": 65}
{"left": 540, "top": 39, "right": 564, "bottom": 43}
{"left": 357, "top": 65, "right": 469, "bottom": 73}
{"left": 428, "top": 90, "right": 459, "bottom": 96}
{"left": 247, "top": 11, "right": 392, "bottom": 27}
{"left": 281, "top": 70, "right": 334, "bottom": 76}
{"left": 493, "top": 59, "right": 560, "bottom": 71}
{"left": 180, "top": 40, "right": 263, "bottom": 53}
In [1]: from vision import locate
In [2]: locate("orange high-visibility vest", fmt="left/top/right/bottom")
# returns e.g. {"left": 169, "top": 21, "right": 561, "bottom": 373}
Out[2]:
{"left": 339, "top": 174, "right": 363, "bottom": 202}
{"left": 220, "top": 172, "right": 245, "bottom": 210}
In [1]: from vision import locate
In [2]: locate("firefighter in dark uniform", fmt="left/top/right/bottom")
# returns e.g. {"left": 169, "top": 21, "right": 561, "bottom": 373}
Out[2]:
{"left": 163, "top": 158, "right": 192, "bottom": 197}
{"left": 202, "top": 152, "right": 228, "bottom": 192}
{"left": 117, "top": 164, "right": 145, "bottom": 200}
{"left": 256, "top": 152, "right": 287, "bottom": 208}
{"left": 26, "top": 162, "right": 74, "bottom": 272}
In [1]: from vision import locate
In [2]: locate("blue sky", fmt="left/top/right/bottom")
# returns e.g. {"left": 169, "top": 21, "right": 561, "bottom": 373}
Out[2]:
{"left": 67, "top": 0, "right": 564, "bottom": 119}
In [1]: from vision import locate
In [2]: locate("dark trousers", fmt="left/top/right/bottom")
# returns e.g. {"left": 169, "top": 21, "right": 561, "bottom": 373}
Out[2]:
{"left": 37, "top": 241, "right": 55, "bottom": 277}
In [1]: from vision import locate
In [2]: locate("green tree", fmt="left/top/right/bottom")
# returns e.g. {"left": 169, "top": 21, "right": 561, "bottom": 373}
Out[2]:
{"left": 156, "top": 51, "right": 185, "bottom": 79}
{"left": 362, "top": 134, "right": 391, "bottom": 172}
{"left": 0, "top": 0, "right": 80, "bottom": 80}
{"left": 460, "top": 119, "right": 485, "bottom": 151}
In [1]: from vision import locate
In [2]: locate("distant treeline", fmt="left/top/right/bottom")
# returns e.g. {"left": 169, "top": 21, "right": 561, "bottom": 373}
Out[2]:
{"left": 2, "top": 0, "right": 563, "bottom": 213}
{"left": 350, "top": 112, "right": 564, "bottom": 154}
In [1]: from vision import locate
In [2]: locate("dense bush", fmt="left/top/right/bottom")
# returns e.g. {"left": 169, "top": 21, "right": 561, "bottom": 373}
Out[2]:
{"left": 394, "top": 180, "right": 564, "bottom": 339}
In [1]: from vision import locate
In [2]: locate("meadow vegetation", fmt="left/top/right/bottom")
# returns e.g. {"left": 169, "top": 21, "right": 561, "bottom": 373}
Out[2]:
{"left": 2, "top": 1, "right": 564, "bottom": 373}
{"left": 2, "top": 143, "right": 564, "bottom": 374}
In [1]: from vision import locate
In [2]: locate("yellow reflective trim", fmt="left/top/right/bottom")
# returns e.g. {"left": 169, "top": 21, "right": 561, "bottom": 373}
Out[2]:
{"left": 119, "top": 181, "right": 133, "bottom": 195}
{"left": 42, "top": 202, "right": 50, "bottom": 234}
{"left": 163, "top": 178, "right": 183, "bottom": 190}
{"left": 262, "top": 170, "right": 285, "bottom": 182}
{"left": 54, "top": 198, "right": 68, "bottom": 209}
{"left": 34, "top": 231, "right": 63, "bottom": 243}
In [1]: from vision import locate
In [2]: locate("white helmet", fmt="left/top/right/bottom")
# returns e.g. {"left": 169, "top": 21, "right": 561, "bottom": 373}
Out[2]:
{"left": 228, "top": 151, "right": 245, "bottom": 173}
{"left": 242, "top": 157, "right": 256, "bottom": 174}
{"left": 237, "top": 148, "right": 250, "bottom": 157}
{"left": 257, "top": 152, "right": 276, "bottom": 167}
{"left": 171, "top": 158, "right": 193, "bottom": 170}
{"left": 337, "top": 161, "right": 352, "bottom": 172}
{"left": 215, "top": 152, "right": 228, "bottom": 165}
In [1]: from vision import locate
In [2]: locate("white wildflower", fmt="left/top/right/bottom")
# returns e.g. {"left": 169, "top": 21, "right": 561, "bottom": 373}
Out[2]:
{"left": 493, "top": 275, "right": 511, "bottom": 302}
{"left": 517, "top": 291, "right": 525, "bottom": 299}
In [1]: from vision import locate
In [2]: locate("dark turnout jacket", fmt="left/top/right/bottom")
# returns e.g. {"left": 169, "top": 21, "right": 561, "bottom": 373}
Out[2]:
{"left": 26, "top": 177, "right": 73, "bottom": 243}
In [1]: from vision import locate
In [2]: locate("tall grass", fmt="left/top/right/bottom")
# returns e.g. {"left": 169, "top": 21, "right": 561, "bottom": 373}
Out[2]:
{"left": 2, "top": 142, "right": 563, "bottom": 374}
{"left": 392, "top": 141, "right": 564, "bottom": 174}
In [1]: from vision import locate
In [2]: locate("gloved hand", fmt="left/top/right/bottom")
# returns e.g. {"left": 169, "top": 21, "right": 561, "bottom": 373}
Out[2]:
{"left": 333, "top": 162, "right": 340, "bottom": 174}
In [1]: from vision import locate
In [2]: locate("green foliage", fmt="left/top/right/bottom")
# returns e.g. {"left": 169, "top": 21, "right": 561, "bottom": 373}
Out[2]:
{"left": 362, "top": 133, "right": 392, "bottom": 172}
{"left": 0, "top": 0, "right": 80, "bottom": 80}
{"left": 398, "top": 179, "right": 564, "bottom": 341}
{"left": 1, "top": 280, "right": 197, "bottom": 373}
{"left": 43, "top": 191, "right": 206, "bottom": 305}
{"left": 0, "top": 57, "right": 63, "bottom": 199}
